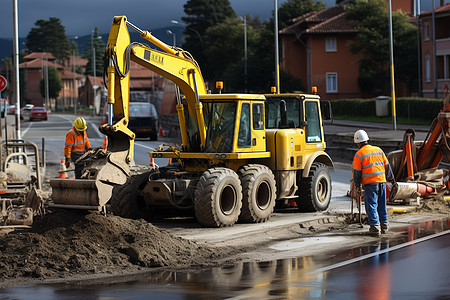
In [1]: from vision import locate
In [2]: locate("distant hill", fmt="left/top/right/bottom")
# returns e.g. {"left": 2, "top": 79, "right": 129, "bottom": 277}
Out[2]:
{"left": 0, "top": 26, "right": 184, "bottom": 65}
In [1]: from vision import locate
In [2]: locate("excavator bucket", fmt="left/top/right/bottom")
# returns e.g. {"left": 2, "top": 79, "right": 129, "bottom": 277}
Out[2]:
{"left": 50, "top": 130, "right": 131, "bottom": 210}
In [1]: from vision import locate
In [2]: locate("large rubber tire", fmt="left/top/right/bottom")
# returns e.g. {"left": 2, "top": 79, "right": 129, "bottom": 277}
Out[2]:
{"left": 238, "top": 164, "right": 276, "bottom": 223}
{"left": 110, "top": 171, "right": 152, "bottom": 219}
{"left": 194, "top": 168, "right": 242, "bottom": 227}
{"left": 298, "top": 162, "right": 331, "bottom": 212}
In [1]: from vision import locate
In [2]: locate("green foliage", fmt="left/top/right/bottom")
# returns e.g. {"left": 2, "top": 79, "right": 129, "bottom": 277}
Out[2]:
{"left": 84, "top": 28, "right": 105, "bottom": 77}
{"left": 26, "top": 18, "right": 71, "bottom": 60}
{"left": 39, "top": 67, "right": 62, "bottom": 99}
{"left": 346, "top": 0, "right": 418, "bottom": 93}
{"left": 181, "top": 0, "right": 236, "bottom": 79}
{"left": 181, "top": 0, "right": 321, "bottom": 91}
{"left": 331, "top": 98, "right": 376, "bottom": 116}
{"left": 332, "top": 97, "right": 443, "bottom": 123}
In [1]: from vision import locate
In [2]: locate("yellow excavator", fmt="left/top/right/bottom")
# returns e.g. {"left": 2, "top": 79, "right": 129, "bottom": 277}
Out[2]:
{"left": 50, "top": 16, "right": 334, "bottom": 227}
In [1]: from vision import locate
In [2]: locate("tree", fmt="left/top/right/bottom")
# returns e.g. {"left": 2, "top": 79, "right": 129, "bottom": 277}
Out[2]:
{"left": 181, "top": 0, "right": 236, "bottom": 80}
{"left": 346, "top": 0, "right": 417, "bottom": 93}
{"left": 26, "top": 18, "right": 71, "bottom": 61}
{"left": 84, "top": 27, "right": 105, "bottom": 77}
{"left": 40, "top": 66, "right": 62, "bottom": 100}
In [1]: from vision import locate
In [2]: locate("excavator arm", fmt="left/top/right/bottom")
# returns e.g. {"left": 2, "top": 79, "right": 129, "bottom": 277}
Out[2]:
{"left": 50, "top": 16, "right": 208, "bottom": 210}
{"left": 102, "top": 16, "right": 208, "bottom": 153}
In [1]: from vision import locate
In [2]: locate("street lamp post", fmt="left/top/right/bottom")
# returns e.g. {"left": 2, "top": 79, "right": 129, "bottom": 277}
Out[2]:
{"left": 166, "top": 30, "right": 176, "bottom": 46}
{"left": 68, "top": 36, "right": 78, "bottom": 115}
{"left": 242, "top": 16, "right": 248, "bottom": 92}
{"left": 171, "top": 20, "right": 204, "bottom": 48}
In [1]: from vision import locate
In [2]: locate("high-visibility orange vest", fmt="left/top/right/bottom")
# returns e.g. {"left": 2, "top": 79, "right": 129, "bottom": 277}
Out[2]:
{"left": 353, "top": 144, "right": 389, "bottom": 184}
{"left": 64, "top": 126, "right": 91, "bottom": 158}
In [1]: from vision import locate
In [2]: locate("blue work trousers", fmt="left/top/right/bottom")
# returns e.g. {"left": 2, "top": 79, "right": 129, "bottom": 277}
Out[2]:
{"left": 364, "top": 182, "right": 388, "bottom": 225}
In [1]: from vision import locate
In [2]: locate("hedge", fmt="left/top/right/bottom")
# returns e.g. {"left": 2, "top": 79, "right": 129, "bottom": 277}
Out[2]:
{"left": 331, "top": 97, "right": 443, "bottom": 122}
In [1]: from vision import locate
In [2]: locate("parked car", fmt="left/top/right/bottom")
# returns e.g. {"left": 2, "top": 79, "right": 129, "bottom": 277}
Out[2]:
{"left": 102, "top": 102, "right": 158, "bottom": 140}
{"left": 29, "top": 107, "right": 48, "bottom": 121}
{"left": 7, "top": 104, "right": 16, "bottom": 115}
{"left": 129, "top": 102, "right": 158, "bottom": 140}
{"left": 20, "top": 104, "right": 34, "bottom": 120}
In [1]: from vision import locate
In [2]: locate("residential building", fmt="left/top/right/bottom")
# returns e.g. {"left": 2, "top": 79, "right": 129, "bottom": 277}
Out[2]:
{"left": 280, "top": 1, "right": 417, "bottom": 100}
{"left": 280, "top": 5, "right": 360, "bottom": 99}
{"left": 420, "top": 3, "right": 450, "bottom": 98}
{"left": 19, "top": 52, "right": 85, "bottom": 109}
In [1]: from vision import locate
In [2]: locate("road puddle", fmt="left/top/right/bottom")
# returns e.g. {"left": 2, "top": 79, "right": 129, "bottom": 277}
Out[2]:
{"left": 1, "top": 218, "right": 448, "bottom": 299}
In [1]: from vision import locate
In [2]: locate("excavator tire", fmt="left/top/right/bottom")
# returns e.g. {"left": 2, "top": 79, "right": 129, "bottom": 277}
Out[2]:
{"left": 298, "top": 162, "right": 331, "bottom": 212}
{"left": 238, "top": 164, "right": 276, "bottom": 223}
{"left": 110, "top": 171, "right": 152, "bottom": 219}
{"left": 194, "top": 167, "right": 242, "bottom": 227}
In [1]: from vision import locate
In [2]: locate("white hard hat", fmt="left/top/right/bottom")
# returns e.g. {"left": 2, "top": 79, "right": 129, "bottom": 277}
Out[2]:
{"left": 354, "top": 129, "right": 369, "bottom": 143}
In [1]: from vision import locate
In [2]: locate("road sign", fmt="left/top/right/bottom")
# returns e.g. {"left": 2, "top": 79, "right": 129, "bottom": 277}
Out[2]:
{"left": 0, "top": 75, "right": 6, "bottom": 92}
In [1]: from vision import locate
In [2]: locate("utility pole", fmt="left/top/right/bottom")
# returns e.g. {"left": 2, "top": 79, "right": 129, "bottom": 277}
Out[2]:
{"left": 388, "top": 0, "right": 397, "bottom": 130}
{"left": 274, "top": 0, "right": 280, "bottom": 93}
{"left": 12, "top": 0, "right": 21, "bottom": 139}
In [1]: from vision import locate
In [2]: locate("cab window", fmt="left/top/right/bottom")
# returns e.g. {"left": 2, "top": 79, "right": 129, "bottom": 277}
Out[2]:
{"left": 305, "top": 101, "right": 322, "bottom": 142}
{"left": 252, "top": 103, "right": 264, "bottom": 130}
{"left": 265, "top": 97, "right": 300, "bottom": 129}
{"left": 238, "top": 103, "right": 251, "bottom": 148}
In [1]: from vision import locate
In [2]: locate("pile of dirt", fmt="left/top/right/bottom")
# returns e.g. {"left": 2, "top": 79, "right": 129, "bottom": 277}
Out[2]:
{"left": 419, "top": 198, "right": 450, "bottom": 214}
{"left": 0, "top": 210, "right": 228, "bottom": 283}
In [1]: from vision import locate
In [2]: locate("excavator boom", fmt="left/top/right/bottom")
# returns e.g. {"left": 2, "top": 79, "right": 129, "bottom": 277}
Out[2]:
{"left": 51, "top": 16, "right": 209, "bottom": 209}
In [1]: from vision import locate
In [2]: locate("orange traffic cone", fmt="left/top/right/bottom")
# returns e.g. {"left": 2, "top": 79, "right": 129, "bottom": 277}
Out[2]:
{"left": 59, "top": 158, "right": 68, "bottom": 179}
{"left": 102, "top": 136, "right": 107, "bottom": 149}
{"left": 167, "top": 158, "right": 172, "bottom": 165}
{"left": 149, "top": 156, "right": 159, "bottom": 169}
{"left": 159, "top": 127, "right": 163, "bottom": 137}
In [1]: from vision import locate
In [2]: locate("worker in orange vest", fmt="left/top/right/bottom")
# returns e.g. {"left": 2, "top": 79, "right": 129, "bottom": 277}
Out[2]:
{"left": 64, "top": 117, "right": 91, "bottom": 179}
{"left": 353, "top": 130, "right": 395, "bottom": 237}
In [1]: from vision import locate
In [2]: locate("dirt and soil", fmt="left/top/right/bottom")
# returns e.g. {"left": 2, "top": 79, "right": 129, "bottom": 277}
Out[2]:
{"left": 1, "top": 160, "right": 449, "bottom": 288}
{"left": 0, "top": 209, "right": 242, "bottom": 287}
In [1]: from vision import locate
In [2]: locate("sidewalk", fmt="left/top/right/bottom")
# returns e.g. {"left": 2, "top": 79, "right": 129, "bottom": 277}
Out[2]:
{"left": 324, "top": 120, "right": 431, "bottom": 144}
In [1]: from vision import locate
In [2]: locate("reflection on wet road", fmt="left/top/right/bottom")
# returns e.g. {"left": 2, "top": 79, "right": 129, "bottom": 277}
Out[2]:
{"left": 1, "top": 219, "right": 449, "bottom": 299}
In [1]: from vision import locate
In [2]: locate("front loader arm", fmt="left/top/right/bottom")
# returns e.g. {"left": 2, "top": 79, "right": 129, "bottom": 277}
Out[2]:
{"left": 102, "top": 16, "right": 207, "bottom": 152}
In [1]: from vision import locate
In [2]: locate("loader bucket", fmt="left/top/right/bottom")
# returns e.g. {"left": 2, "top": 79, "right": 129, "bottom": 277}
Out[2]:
{"left": 50, "top": 129, "right": 132, "bottom": 210}
{"left": 50, "top": 178, "right": 113, "bottom": 209}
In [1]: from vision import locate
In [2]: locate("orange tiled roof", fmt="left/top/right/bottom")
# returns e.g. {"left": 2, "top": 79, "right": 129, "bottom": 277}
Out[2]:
{"left": 421, "top": 3, "right": 450, "bottom": 16}
{"left": 59, "top": 68, "right": 84, "bottom": 80}
{"left": 19, "top": 58, "right": 65, "bottom": 69}
{"left": 23, "top": 52, "right": 56, "bottom": 61}
{"left": 280, "top": 5, "right": 355, "bottom": 35}
{"left": 306, "top": 12, "right": 357, "bottom": 34}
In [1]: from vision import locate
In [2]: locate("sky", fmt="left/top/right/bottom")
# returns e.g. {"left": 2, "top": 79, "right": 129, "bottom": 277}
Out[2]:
{"left": 0, "top": 0, "right": 338, "bottom": 39}
{"left": 0, "top": 0, "right": 442, "bottom": 40}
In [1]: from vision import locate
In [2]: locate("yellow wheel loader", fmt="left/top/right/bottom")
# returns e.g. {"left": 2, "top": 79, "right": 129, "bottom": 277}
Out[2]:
{"left": 50, "top": 16, "right": 334, "bottom": 227}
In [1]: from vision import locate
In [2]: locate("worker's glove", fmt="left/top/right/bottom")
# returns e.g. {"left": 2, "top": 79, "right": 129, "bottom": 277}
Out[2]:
{"left": 65, "top": 157, "right": 71, "bottom": 168}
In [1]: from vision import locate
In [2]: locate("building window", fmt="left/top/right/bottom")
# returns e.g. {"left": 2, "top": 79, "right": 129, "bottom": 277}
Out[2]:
{"left": 326, "top": 73, "right": 338, "bottom": 93}
{"left": 325, "top": 37, "right": 337, "bottom": 52}
{"left": 424, "top": 22, "right": 430, "bottom": 41}
{"left": 425, "top": 55, "right": 431, "bottom": 82}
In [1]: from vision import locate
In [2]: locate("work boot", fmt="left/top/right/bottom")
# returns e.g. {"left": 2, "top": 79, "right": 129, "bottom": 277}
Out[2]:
{"left": 381, "top": 223, "right": 389, "bottom": 234}
{"left": 368, "top": 225, "right": 380, "bottom": 237}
